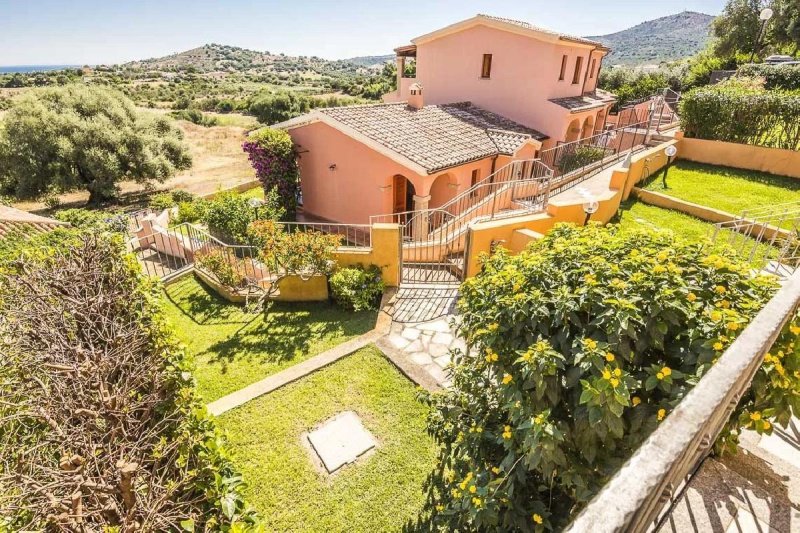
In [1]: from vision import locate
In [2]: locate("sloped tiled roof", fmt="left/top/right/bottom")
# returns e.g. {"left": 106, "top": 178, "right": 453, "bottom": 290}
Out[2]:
{"left": 476, "top": 14, "right": 609, "bottom": 49}
{"left": 0, "top": 206, "right": 67, "bottom": 238}
{"left": 315, "top": 102, "right": 547, "bottom": 174}
{"left": 549, "top": 89, "right": 617, "bottom": 112}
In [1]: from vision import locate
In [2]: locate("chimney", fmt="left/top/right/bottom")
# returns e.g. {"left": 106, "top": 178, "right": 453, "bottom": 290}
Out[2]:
{"left": 408, "top": 83, "right": 424, "bottom": 110}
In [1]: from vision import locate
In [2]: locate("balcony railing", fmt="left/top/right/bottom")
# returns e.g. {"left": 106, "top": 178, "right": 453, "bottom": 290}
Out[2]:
{"left": 566, "top": 269, "right": 800, "bottom": 533}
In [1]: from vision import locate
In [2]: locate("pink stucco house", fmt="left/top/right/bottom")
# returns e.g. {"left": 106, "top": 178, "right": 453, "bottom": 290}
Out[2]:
{"left": 278, "top": 14, "right": 616, "bottom": 225}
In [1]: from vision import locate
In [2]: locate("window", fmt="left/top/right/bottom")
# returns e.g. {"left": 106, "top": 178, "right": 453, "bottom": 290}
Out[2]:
{"left": 572, "top": 56, "right": 583, "bottom": 84}
{"left": 559, "top": 55, "right": 567, "bottom": 81}
{"left": 471, "top": 169, "right": 481, "bottom": 187}
{"left": 589, "top": 58, "right": 596, "bottom": 79}
{"left": 481, "top": 54, "right": 492, "bottom": 79}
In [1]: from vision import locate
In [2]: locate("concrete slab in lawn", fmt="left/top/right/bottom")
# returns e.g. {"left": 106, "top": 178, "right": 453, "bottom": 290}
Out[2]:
{"left": 307, "top": 411, "right": 376, "bottom": 473}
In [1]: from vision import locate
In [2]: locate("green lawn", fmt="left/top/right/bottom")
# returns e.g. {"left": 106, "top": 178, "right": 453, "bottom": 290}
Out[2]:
{"left": 217, "top": 345, "right": 437, "bottom": 532}
{"left": 642, "top": 161, "right": 800, "bottom": 218}
{"left": 162, "top": 275, "right": 377, "bottom": 401}
{"left": 615, "top": 200, "right": 778, "bottom": 264}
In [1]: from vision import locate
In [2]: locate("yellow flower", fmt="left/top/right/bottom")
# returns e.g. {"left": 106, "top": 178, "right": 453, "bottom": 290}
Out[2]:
{"left": 584, "top": 273, "right": 598, "bottom": 285}
{"left": 502, "top": 373, "right": 513, "bottom": 385}
{"left": 632, "top": 396, "right": 642, "bottom": 406}
{"left": 687, "top": 292, "right": 697, "bottom": 302}
{"left": 790, "top": 324, "right": 800, "bottom": 336}
{"left": 491, "top": 467, "right": 501, "bottom": 474}
{"left": 710, "top": 311, "right": 723, "bottom": 322}
{"left": 472, "top": 497, "right": 482, "bottom": 507}
{"left": 653, "top": 265, "right": 667, "bottom": 274}
{"left": 451, "top": 489, "right": 461, "bottom": 497}
{"left": 602, "top": 369, "right": 612, "bottom": 380}
{"left": 656, "top": 372, "right": 664, "bottom": 380}
{"left": 610, "top": 378, "right": 620, "bottom": 388}
{"left": 533, "top": 513, "right": 543, "bottom": 525}
{"left": 475, "top": 427, "right": 483, "bottom": 434}
{"left": 763, "top": 420, "right": 771, "bottom": 430}
{"left": 726, "top": 322, "right": 739, "bottom": 331}
{"left": 720, "top": 300, "right": 731, "bottom": 309}
{"left": 657, "top": 408, "right": 666, "bottom": 421}
{"left": 750, "top": 411, "right": 761, "bottom": 421}
{"left": 614, "top": 368, "right": 622, "bottom": 377}
{"left": 487, "top": 323, "right": 499, "bottom": 332}
{"left": 485, "top": 349, "right": 499, "bottom": 362}
{"left": 584, "top": 338, "right": 598, "bottom": 350}
{"left": 502, "top": 425, "right": 513, "bottom": 440}
{"left": 605, "top": 352, "right": 615, "bottom": 362}
{"left": 436, "top": 504, "right": 445, "bottom": 512}
{"left": 469, "top": 485, "right": 477, "bottom": 494}
{"left": 661, "top": 366, "right": 671, "bottom": 377}
{"left": 657, "top": 251, "right": 669, "bottom": 262}
{"left": 715, "top": 285, "right": 727, "bottom": 294}
{"left": 713, "top": 342, "right": 724, "bottom": 351}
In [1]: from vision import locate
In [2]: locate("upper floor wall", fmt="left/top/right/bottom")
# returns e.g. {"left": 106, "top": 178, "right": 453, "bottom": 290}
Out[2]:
{"left": 413, "top": 24, "right": 605, "bottom": 137}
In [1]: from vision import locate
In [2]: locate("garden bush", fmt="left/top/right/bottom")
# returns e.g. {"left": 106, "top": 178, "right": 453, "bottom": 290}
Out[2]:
{"left": 680, "top": 82, "right": 800, "bottom": 150}
{"left": 170, "top": 108, "right": 219, "bottom": 127}
{"left": 248, "top": 219, "right": 340, "bottom": 277}
{"left": 196, "top": 248, "right": 247, "bottom": 288}
{"left": 330, "top": 264, "right": 385, "bottom": 311}
{"left": 737, "top": 63, "right": 800, "bottom": 91}
{"left": 174, "top": 198, "right": 209, "bottom": 224}
{"left": 203, "top": 190, "right": 283, "bottom": 245}
{"left": 53, "top": 207, "right": 128, "bottom": 233}
{"left": 0, "top": 232, "right": 258, "bottom": 530}
{"left": 149, "top": 191, "right": 177, "bottom": 211}
{"left": 242, "top": 129, "right": 299, "bottom": 217}
{"left": 558, "top": 145, "right": 608, "bottom": 174}
{"left": 420, "top": 223, "right": 797, "bottom": 531}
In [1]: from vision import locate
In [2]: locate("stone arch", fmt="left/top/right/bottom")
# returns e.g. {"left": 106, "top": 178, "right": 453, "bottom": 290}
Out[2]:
{"left": 565, "top": 118, "right": 581, "bottom": 143}
{"left": 594, "top": 109, "right": 606, "bottom": 134}
{"left": 581, "top": 115, "right": 595, "bottom": 140}
{"left": 428, "top": 173, "right": 455, "bottom": 210}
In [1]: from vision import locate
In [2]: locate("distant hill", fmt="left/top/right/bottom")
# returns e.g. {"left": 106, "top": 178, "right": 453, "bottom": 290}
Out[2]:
{"left": 344, "top": 55, "right": 394, "bottom": 68}
{"left": 587, "top": 11, "right": 715, "bottom": 66}
{"left": 122, "top": 43, "right": 371, "bottom": 76}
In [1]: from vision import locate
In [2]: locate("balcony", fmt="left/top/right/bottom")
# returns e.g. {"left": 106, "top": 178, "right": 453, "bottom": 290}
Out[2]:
{"left": 383, "top": 44, "right": 417, "bottom": 103}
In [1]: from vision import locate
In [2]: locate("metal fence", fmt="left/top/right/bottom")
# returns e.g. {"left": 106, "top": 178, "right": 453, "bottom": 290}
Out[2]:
{"left": 280, "top": 221, "right": 372, "bottom": 248}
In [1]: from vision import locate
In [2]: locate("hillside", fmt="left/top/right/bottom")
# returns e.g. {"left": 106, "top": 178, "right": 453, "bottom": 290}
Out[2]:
{"left": 587, "top": 11, "right": 714, "bottom": 66}
{"left": 345, "top": 55, "right": 394, "bottom": 68}
{"left": 123, "top": 43, "right": 371, "bottom": 77}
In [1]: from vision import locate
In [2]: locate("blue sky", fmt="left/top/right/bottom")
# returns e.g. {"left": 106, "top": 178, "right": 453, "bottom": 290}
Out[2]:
{"left": 0, "top": 0, "right": 728, "bottom": 65}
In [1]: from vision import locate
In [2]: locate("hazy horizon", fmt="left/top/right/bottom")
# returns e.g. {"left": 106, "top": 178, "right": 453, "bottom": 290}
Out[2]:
{"left": 0, "top": 0, "right": 727, "bottom": 66}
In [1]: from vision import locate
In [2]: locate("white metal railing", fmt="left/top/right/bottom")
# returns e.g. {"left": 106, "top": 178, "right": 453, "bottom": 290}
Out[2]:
{"left": 566, "top": 270, "right": 800, "bottom": 533}
{"left": 711, "top": 200, "right": 800, "bottom": 278}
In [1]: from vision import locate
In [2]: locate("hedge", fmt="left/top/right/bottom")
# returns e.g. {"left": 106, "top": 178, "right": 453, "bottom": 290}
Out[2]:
{"left": 680, "top": 85, "right": 800, "bottom": 151}
{"left": 737, "top": 64, "right": 800, "bottom": 91}
{"left": 0, "top": 231, "right": 259, "bottom": 530}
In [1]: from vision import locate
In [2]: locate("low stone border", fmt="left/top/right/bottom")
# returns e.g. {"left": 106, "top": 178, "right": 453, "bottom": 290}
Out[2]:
{"left": 632, "top": 187, "right": 791, "bottom": 242}
{"left": 206, "top": 288, "right": 395, "bottom": 416}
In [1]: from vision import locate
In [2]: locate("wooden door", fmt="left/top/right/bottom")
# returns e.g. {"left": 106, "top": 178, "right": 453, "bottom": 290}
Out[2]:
{"left": 393, "top": 175, "right": 407, "bottom": 214}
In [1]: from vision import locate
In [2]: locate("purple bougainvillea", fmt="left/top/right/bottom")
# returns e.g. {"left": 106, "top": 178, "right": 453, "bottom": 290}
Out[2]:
{"left": 243, "top": 128, "right": 300, "bottom": 217}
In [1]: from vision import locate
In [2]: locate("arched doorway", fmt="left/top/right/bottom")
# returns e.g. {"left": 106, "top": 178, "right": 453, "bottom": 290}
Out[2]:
{"left": 594, "top": 109, "right": 606, "bottom": 134}
{"left": 565, "top": 118, "right": 581, "bottom": 143}
{"left": 393, "top": 174, "right": 415, "bottom": 214}
{"left": 428, "top": 173, "right": 453, "bottom": 210}
{"left": 581, "top": 116, "right": 595, "bottom": 140}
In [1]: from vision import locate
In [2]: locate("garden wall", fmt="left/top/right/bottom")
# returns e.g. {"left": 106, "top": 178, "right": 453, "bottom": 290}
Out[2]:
{"left": 194, "top": 267, "right": 329, "bottom": 303}
{"left": 334, "top": 223, "right": 401, "bottom": 287}
{"left": 675, "top": 133, "right": 800, "bottom": 179}
{"left": 464, "top": 140, "right": 678, "bottom": 278}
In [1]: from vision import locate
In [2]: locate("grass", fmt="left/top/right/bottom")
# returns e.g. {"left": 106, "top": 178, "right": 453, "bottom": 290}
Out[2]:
{"left": 217, "top": 345, "right": 437, "bottom": 532}
{"left": 161, "top": 275, "right": 377, "bottom": 401}
{"left": 615, "top": 200, "right": 778, "bottom": 264}
{"left": 642, "top": 161, "right": 800, "bottom": 219}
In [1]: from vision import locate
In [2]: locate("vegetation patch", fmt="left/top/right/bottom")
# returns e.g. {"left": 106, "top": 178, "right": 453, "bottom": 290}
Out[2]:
{"left": 643, "top": 161, "right": 800, "bottom": 222}
{"left": 419, "top": 223, "right": 797, "bottom": 530}
{"left": 217, "top": 345, "right": 437, "bottom": 532}
{"left": 162, "top": 275, "right": 377, "bottom": 401}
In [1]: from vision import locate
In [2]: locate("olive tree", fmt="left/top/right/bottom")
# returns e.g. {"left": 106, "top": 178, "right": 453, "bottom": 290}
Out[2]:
{"left": 0, "top": 84, "right": 191, "bottom": 204}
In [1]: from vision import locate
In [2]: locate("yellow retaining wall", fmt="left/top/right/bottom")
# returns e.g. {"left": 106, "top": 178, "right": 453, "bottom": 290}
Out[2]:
{"left": 465, "top": 141, "right": 678, "bottom": 278}
{"left": 676, "top": 133, "right": 800, "bottom": 179}
{"left": 333, "top": 223, "right": 401, "bottom": 287}
{"left": 194, "top": 268, "right": 329, "bottom": 303}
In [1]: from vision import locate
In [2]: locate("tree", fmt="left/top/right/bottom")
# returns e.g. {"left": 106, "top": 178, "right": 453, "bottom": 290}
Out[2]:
{"left": 0, "top": 84, "right": 191, "bottom": 204}
{"left": 247, "top": 91, "right": 310, "bottom": 124}
{"left": 771, "top": 0, "right": 800, "bottom": 54}
{"left": 712, "top": 0, "right": 765, "bottom": 58}
{"left": 419, "top": 224, "right": 796, "bottom": 531}
{"left": 242, "top": 128, "right": 300, "bottom": 217}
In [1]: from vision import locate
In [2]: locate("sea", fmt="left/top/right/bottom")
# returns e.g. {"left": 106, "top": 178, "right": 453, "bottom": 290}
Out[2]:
{"left": 0, "top": 65, "right": 81, "bottom": 74}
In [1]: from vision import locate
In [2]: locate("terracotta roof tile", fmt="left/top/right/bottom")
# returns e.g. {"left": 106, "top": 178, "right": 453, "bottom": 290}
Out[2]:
{"left": 317, "top": 102, "right": 547, "bottom": 173}
{"left": 0, "top": 206, "right": 67, "bottom": 238}
{"left": 477, "top": 14, "right": 608, "bottom": 49}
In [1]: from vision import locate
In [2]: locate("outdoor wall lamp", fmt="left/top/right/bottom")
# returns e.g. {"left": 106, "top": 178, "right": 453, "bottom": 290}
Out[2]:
{"left": 247, "top": 197, "right": 265, "bottom": 217}
{"left": 661, "top": 144, "right": 678, "bottom": 188}
{"left": 328, "top": 163, "right": 337, "bottom": 171}
{"left": 582, "top": 197, "right": 599, "bottom": 225}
